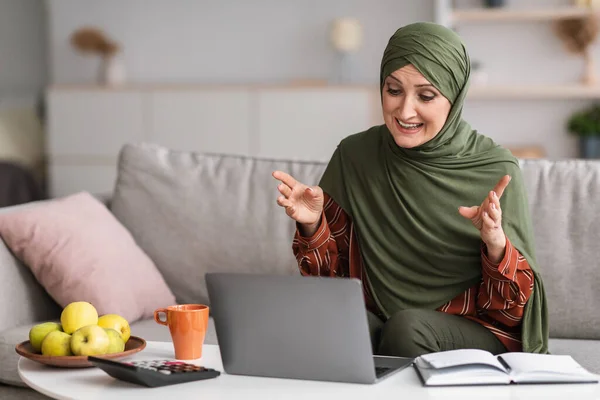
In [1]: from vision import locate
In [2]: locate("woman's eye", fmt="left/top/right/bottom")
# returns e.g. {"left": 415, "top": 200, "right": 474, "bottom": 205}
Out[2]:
{"left": 387, "top": 88, "right": 401, "bottom": 96}
{"left": 420, "top": 94, "right": 435, "bottom": 102}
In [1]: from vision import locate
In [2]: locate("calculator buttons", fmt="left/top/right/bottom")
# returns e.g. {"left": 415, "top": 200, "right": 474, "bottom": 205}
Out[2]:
{"left": 129, "top": 360, "right": 207, "bottom": 374}
{"left": 88, "top": 356, "right": 220, "bottom": 388}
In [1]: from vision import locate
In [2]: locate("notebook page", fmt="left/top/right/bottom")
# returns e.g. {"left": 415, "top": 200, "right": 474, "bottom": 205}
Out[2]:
{"left": 499, "top": 353, "right": 595, "bottom": 377}
{"left": 419, "top": 349, "right": 507, "bottom": 372}
{"left": 417, "top": 364, "right": 511, "bottom": 386}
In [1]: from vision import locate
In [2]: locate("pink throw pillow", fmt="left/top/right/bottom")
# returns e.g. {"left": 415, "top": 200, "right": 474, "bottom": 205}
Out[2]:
{"left": 0, "top": 192, "right": 176, "bottom": 323}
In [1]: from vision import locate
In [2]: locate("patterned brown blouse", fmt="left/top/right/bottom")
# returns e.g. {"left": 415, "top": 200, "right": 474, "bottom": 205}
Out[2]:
{"left": 292, "top": 194, "right": 534, "bottom": 352}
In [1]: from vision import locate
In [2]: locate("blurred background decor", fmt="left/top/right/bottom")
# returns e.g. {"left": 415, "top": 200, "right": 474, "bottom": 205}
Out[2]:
{"left": 484, "top": 0, "right": 506, "bottom": 8}
{"left": 554, "top": 14, "right": 600, "bottom": 85}
{"left": 70, "top": 27, "right": 125, "bottom": 86}
{"left": 329, "top": 17, "right": 363, "bottom": 83}
{"left": 567, "top": 103, "right": 600, "bottom": 158}
{"left": 470, "top": 60, "right": 489, "bottom": 86}
{"left": 5, "top": 0, "right": 600, "bottom": 198}
{"left": 0, "top": 107, "right": 46, "bottom": 206}
{"left": 574, "top": 0, "right": 600, "bottom": 8}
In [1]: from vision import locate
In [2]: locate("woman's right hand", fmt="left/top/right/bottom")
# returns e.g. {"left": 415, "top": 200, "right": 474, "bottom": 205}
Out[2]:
{"left": 272, "top": 170, "right": 324, "bottom": 236}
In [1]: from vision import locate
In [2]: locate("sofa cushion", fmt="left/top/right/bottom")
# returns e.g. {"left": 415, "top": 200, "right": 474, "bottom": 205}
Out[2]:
{"left": 0, "top": 324, "right": 49, "bottom": 387}
{"left": 520, "top": 160, "right": 600, "bottom": 339}
{"left": 0, "top": 317, "right": 218, "bottom": 387}
{"left": 0, "top": 202, "right": 62, "bottom": 333}
{"left": 0, "top": 238, "right": 61, "bottom": 334}
{"left": 110, "top": 143, "right": 328, "bottom": 305}
{"left": 0, "top": 191, "right": 176, "bottom": 323}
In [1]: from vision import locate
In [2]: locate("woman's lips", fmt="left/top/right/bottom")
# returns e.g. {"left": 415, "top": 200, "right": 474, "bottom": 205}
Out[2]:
{"left": 395, "top": 117, "right": 423, "bottom": 135}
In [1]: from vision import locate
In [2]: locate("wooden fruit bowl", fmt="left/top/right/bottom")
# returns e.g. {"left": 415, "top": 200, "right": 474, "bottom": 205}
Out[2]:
{"left": 15, "top": 336, "right": 146, "bottom": 368}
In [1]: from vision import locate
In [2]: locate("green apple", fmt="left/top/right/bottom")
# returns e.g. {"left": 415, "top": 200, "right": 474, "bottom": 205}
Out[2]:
{"left": 61, "top": 301, "right": 98, "bottom": 334}
{"left": 97, "top": 314, "right": 131, "bottom": 343}
{"left": 104, "top": 328, "right": 125, "bottom": 354}
{"left": 70, "top": 325, "right": 110, "bottom": 356}
{"left": 29, "top": 322, "right": 62, "bottom": 353}
{"left": 41, "top": 331, "right": 72, "bottom": 356}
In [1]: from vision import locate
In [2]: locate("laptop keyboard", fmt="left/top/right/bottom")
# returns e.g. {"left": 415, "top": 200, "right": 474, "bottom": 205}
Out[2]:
{"left": 375, "top": 366, "right": 392, "bottom": 377}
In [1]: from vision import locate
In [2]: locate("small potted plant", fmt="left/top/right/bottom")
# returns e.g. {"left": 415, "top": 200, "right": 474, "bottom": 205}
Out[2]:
{"left": 567, "top": 104, "right": 600, "bottom": 158}
{"left": 484, "top": 0, "right": 505, "bottom": 8}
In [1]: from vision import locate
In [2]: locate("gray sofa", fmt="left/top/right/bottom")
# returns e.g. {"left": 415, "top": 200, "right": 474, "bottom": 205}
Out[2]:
{"left": 1, "top": 143, "right": 599, "bottom": 399}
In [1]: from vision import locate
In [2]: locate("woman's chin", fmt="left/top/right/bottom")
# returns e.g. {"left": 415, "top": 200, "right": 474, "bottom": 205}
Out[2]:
{"left": 391, "top": 133, "right": 425, "bottom": 149}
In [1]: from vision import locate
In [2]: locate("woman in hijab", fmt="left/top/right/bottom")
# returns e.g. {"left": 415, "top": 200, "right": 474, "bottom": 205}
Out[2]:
{"left": 273, "top": 22, "right": 548, "bottom": 357}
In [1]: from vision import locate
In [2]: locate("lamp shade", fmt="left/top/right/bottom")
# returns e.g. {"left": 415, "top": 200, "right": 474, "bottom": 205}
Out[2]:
{"left": 330, "top": 18, "right": 363, "bottom": 53}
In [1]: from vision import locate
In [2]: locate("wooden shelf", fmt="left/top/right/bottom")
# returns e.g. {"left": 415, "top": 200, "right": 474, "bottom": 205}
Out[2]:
{"left": 467, "top": 84, "right": 600, "bottom": 99}
{"left": 48, "top": 83, "right": 600, "bottom": 100}
{"left": 452, "top": 7, "right": 597, "bottom": 23}
{"left": 47, "top": 83, "right": 378, "bottom": 92}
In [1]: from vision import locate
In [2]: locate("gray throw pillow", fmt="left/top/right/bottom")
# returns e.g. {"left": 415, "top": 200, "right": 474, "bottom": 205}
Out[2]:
{"left": 110, "top": 143, "right": 327, "bottom": 306}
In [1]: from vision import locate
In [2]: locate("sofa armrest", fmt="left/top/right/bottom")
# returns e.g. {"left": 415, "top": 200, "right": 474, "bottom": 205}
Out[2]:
{"left": 0, "top": 238, "right": 61, "bottom": 332}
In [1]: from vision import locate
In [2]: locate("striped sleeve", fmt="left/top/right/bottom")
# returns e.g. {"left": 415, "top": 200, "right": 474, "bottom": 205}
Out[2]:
{"left": 477, "top": 236, "right": 535, "bottom": 327}
{"left": 292, "top": 194, "right": 351, "bottom": 278}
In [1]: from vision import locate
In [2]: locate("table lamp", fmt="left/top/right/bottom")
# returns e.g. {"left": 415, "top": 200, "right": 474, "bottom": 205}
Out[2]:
{"left": 330, "top": 17, "right": 363, "bottom": 83}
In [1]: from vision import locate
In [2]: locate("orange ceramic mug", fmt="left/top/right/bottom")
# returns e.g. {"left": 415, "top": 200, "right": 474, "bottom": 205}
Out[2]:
{"left": 153, "top": 304, "right": 209, "bottom": 360}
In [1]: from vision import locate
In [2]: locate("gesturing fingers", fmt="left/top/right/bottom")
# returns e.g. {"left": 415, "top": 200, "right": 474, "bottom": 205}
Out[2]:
{"left": 492, "top": 175, "right": 511, "bottom": 199}
{"left": 482, "top": 210, "right": 499, "bottom": 231}
{"left": 277, "top": 183, "right": 292, "bottom": 198}
{"left": 487, "top": 201, "right": 501, "bottom": 225}
{"left": 488, "top": 190, "right": 501, "bottom": 216}
{"left": 272, "top": 171, "right": 297, "bottom": 189}
{"left": 276, "top": 196, "right": 296, "bottom": 216}
{"left": 482, "top": 192, "right": 502, "bottom": 229}
{"left": 458, "top": 205, "right": 479, "bottom": 220}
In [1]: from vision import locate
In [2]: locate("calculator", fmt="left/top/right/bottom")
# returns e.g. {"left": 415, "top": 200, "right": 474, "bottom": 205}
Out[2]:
{"left": 87, "top": 357, "right": 221, "bottom": 388}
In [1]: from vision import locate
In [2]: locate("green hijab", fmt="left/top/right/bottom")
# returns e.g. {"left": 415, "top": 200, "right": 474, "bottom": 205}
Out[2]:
{"left": 319, "top": 22, "right": 548, "bottom": 353}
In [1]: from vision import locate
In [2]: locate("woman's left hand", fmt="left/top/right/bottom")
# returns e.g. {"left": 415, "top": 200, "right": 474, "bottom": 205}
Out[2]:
{"left": 458, "top": 175, "right": 511, "bottom": 264}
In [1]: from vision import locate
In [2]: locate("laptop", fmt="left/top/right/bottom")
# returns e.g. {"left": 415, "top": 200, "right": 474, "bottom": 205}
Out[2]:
{"left": 205, "top": 273, "right": 414, "bottom": 384}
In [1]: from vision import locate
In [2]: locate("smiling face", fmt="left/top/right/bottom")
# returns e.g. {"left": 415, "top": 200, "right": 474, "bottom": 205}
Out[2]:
{"left": 382, "top": 64, "right": 452, "bottom": 149}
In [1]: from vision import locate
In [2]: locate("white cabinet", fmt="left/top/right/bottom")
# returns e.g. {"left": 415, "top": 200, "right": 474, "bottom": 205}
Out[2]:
{"left": 46, "top": 85, "right": 380, "bottom": 198}
{"left": 47, "top": 90, "right": 145, "bottom": 157}
{"left": 256, "top": 88, "right": 376, "bottom": 162}
{"left": 48, "top": 164, "right": 118, "bottom": 199}
{"left": 148, "top": 89, "right": 252, "bottom": 155}
{"left": 46, "top": 88, "right": 147, "bottom": 198}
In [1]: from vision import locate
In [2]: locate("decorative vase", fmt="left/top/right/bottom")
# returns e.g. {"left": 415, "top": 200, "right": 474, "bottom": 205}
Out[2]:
{"left": 99, "top": 54, "right": 126, "bottom": 86}
{"left": 582, "top": 49, "right": 597, "bottom": 86}
{"left": 579, "top": 136, "right": 600, "bottom": 158}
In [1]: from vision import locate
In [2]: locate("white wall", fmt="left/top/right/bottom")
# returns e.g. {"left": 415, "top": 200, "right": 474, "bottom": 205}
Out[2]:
{"left": 0, "top": 0, "right": 47, "bottom": 107}
{"left": 46, "top": 0, "right": 432, "bottom": 85}
{"left": 45, "top": 0, "right": 598, "bottom": 158}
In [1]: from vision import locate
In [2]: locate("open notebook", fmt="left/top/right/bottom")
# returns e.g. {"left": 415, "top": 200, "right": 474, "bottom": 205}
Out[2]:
{"left": 414, "top": 349, "right": 599, "bottom": 386}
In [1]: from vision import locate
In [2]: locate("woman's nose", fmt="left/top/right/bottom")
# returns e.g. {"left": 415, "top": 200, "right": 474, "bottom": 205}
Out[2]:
{"left": 398, "top": 97, "right": 417, "bottom": 121}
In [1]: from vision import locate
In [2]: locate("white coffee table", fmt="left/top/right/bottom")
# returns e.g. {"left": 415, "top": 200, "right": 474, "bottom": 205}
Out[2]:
{"left": 18, "top": 341, "right": 600, "bottom": 400}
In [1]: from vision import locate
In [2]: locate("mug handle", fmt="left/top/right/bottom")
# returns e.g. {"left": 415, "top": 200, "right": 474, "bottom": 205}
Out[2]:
{"left": 154, "top": 308, "right": 168, "bottom": 326}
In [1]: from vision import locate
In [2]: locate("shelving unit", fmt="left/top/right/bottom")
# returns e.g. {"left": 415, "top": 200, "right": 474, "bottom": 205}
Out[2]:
{"left": 434, "top": 0, "right": 597, "bottom": 25}
{"left": 49, "top": 83, "right": 600, "bottom": 100}
{"left": 452, "top": 6, "right": 596, "bottom": 23}
{"left": 467, "top": 84, "right": 600, "bottom": 99}
{"left": 434, "top": 0, "right": 600, "bottom": 101}
{"left": 430, "top": 1, "right": 597, "bottom": 158}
